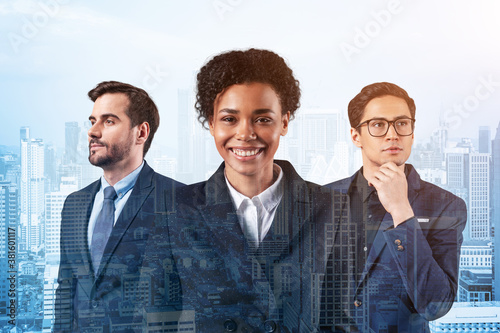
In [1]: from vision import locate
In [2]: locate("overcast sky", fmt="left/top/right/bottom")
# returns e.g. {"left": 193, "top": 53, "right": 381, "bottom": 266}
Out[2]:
{"left": 1, "top": 0, "right": 499, "bottom": 150}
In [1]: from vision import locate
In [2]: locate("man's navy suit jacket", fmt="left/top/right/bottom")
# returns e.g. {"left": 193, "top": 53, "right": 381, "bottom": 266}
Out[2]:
{"left": 152, "top": 160, "right": 336, "bottom": 332}
{"left": 322, "top": 164, "right": 467, "bottom": 333}
{"left": 54, "top": 161, "right": 183, "bottom": 332}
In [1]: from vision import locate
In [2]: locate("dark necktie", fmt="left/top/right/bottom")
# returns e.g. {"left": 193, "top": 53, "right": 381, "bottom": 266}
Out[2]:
{"left": 91, "top": 186, "right": 117, "bottom": 274}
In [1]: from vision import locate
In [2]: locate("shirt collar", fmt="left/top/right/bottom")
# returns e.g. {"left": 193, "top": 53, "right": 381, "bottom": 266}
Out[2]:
{"left": 225, "top": 164, "right": 284, "bottom": 213}
{"left": 354, "top": 167, "right": 374, "bottom": 203}
{"left": 100, "top": 161, "right": 145, "bottom": 199}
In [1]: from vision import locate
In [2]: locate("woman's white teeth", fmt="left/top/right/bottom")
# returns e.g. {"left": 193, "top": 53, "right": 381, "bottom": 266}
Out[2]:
{"left": 233, "top": 149, "right": 260, "bottom": 157}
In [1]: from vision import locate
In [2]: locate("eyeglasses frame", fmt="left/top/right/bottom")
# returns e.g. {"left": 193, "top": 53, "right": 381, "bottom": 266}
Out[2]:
{"left": 355, "top": 117, "right": 416, "bottom": 137}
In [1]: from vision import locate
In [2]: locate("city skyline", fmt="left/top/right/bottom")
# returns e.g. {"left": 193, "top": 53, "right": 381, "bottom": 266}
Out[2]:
{"left": 0, "top": 120, "right": 498, "bottom": 331}
{"left": 1, "top": 1, "right": 500, "bottom": 149}
{"left": 1, "top": 0, "right": 500, "bottom": 331}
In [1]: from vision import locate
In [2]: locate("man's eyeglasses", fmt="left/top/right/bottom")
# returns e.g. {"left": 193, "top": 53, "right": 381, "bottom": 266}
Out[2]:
{"left": 356, "top": 117, "right": 415, "bottom": 137}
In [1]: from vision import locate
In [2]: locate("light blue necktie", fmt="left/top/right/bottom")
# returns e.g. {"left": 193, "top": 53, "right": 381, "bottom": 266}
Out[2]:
{"left": 91, "top": 186, "right": 117, "bottom": 274}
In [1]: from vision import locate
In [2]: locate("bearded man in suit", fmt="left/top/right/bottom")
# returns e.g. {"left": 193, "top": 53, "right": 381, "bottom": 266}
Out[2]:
{"left": 54, "top": 81, "right": 183, "bottom": 332}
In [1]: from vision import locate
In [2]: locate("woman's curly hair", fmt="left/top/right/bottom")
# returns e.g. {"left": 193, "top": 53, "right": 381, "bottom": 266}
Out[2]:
{"left": 195, "top": 48, "right": 301, "bottom": 128}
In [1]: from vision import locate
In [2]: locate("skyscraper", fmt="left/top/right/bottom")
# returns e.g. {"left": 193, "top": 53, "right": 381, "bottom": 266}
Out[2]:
{"left": 447, "top": 152, "right": 468, "bottom": 189}
{"left": 492, "top": 122, "right": 500, "bottom": 300}
{"left": 20, "top": 126, "right": 30, "bottom": 143}
{"left": 44, "top": 177, "right": 77, "bottom": 263}
{"left": 177, "top": 89, "right": 194, "bottom": 182}
{"left": 446, "top": 140, "right": 491, "bottom": 241}
{"left": 20, "top": 129, "right": 45, "bottom": 253}
{"left": 299, "top": 109, "right": 341, "bottom": 166}
{"left": 446, "top": 148, "right": 470, "bottom": 240}
{"left": 44, "top": 144, "right": 56, "bottom": 192}
{"left": 43, "top": 177, "right": 77, "bottom": 332}
{"left": 0, "top": 181, "right": 17, "bottom": 317}
{"left": 64, "top": 121, "right": 80, "bottom": 164}
{"left": 479, "top": 126, "right": 491, "bottom": 154}
{"left": 469, "top": 153, "right": 491, "bottom": 240}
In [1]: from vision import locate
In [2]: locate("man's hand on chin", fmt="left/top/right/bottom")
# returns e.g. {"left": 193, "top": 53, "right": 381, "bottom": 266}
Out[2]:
{"left": 366, "top": 162, "right": 414, "bottom": 227}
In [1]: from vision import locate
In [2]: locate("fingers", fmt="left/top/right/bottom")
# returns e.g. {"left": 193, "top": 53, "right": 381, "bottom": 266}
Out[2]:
{"left": 365, "top": 162, "right": 413, "bottom": 227}
{"left": 376, "top": 162, "right": 400, "bottom": 176}
{"left": 366, "top": 162, "right": 405, "bottom": 189}
{"left": 380, "top": 161, "right": 400, "bottom": 172}
{"left": 373, "top": 163, "right": 403, "bottom": 181}
{"left": 368, "top": 162, "right": 408, "bottom": 196}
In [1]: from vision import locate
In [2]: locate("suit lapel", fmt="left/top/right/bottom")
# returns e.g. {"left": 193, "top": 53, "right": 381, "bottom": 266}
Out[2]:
{"left": 260, "top": 160, "right": 315, "bottom": 316}
{"left": 406, "top": 165, "right": 421, "bottom": 206}
{"left": 63, "top": 180, "right": 100, "bottom": 299}
{"left": 200, "top": 164, "right": 247, "bottom": 256}
{"left": 197, "top": 161, "right": 310, "bottom": 305}
{"left": 94, "top": 163, "right": 155, "bottom": 279}
{"left": 81, "top": 181, "right": 100, "bottom": 280}
{"left": 184, "top": 160, "right": 321, "bottom": 321}
{"left": 201, "top": 202, "right": 246, "bottom": 252}
{"left": 356, "top": 218, "right": 392, "bottom": 289}
{"left": 328, "top": 175, "right": 353, "bottom": 272}
{"left": 261, "top": 162, "right": 311, "bottom": 257}
{"left": 356, "top": 165, "right": 422, "bottom": 290}
{"left": 329, "top": 169, "right": 387, "bottom": 290}
{"left": 278, "top": 160, "right": 315, "bottom": 235}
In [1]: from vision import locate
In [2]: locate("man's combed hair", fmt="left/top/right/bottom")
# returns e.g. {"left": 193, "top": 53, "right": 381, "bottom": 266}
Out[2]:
{"left": 88, "top": 81, "right": 159, "bottom": 156}
{"left": 195, "top": 48, "right": 301, "bottom": 127}
{"left": 348, "top": 82, "right": 416, "bottom": 128}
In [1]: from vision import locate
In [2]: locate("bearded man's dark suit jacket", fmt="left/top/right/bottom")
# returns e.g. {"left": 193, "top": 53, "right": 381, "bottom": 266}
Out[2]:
{"left": 53, "top": 161, "right": 183, "bottom": 332}
{"left": 321, "top": 164, "right": 467, "bottom": 333}
{"left": 151, "top": 160, "right": 338, "bottom": 332}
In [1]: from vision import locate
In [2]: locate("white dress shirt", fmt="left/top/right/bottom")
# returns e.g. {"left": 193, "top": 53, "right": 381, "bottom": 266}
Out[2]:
{"left": 225, "top": 164, "right": 284, "bottom": 246}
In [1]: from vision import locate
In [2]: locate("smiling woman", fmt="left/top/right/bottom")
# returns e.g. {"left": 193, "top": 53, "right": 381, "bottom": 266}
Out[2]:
{"left": 153, "top": 48, "right": 339, "bottom": 332}
{"left": 209, "top": 82, "right": 289, "bottom": 197}
{"left": 195, "top": 48, "right": 300, "bottom": 196}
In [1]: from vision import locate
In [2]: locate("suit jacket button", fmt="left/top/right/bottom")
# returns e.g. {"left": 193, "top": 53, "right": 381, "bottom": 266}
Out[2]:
{"left": 397, "top": 245, "right": 404, "bottom": 251}
{"left": 394, "top": 239, "right": 402, "bottom": 245}
{"left": 354, "top": 299, "right": 362, "bottom": 307}
{"left": 91, "top": 300, "right": 99, "bottom": 308}
{"left": 223, "top": 319, "right": 237, "bottom": 332}
{"left": 264, "top": 320, "right": 277, "bottom": 332}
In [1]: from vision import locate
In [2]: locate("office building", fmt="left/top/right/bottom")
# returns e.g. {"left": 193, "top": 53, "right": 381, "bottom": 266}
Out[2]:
{"left": 492, "top": 122, "right": 500, "bottom": 299}
{"left": 468, "top": 153, "right": 490, "bottom": 239}
{"left": 0, "top": 181, "right": 17, "bottom": 318}
{"left": 64, "top": 121, "right": 80, "bottom": 164}
{"left": 20, "top": 130, "right": 45, "bottom": 253}
{"left": 429, "top": 302, "right": 500, "bottom": 332}
{"left": 458, "top": 269, "right": 492, "bottom": 302}
{"left": 44, "top": 177, "right": 77, "bottom": 263}
{"left": 479, "top": 125, "right": 491, "bottom": 154}
{"left": 460, "top": 240, "right": 492, "bottom": 269}
{"left": 446, "top": 142, "right": 491, "bottom": 241}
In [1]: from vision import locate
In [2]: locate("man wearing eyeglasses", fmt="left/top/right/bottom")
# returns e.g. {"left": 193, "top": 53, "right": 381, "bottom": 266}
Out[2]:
{"left": 322, "top": 82, "right": 467, "bottom": 332}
